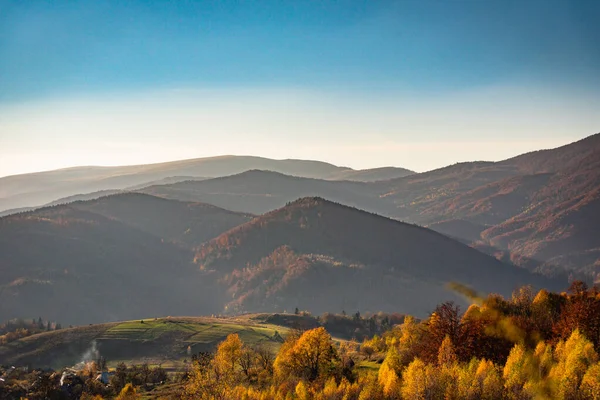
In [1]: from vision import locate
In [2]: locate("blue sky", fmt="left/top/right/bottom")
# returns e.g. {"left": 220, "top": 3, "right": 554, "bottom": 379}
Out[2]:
{"left": 1, "top": 0, "right": 599, "bottom": 176}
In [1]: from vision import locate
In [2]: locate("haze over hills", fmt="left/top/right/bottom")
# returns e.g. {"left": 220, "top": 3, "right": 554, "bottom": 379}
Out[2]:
{"left": 139, "top": 170, "right": 391, "bottom": 216}
{"left": 2, "top": 1, "right": 599, "bottom": 396}
{"left": 135, "top": 133, "right": 600, "bottom": 280}
{"left": 0, "top": 193, "right": 560, "bottom": 325}
{"left": 1, "top": 133, "right": 599, "bottom": 322}
{"left": 384, "top": 133, "right": 600, "bottom": 279}
{"left": 0, "top": 193, "right": 252, "bottom": 324}
{"left": 0, "top": 156, "right": 414, "bottom": 213}
{"left": 326, "top": 166, "right": 414, "bottom": 182}
{"left": 0, "top": 177, "right": 206, "bottom": 217}
{"left": 196, "top": 197, "right": 560, "bottom": 317}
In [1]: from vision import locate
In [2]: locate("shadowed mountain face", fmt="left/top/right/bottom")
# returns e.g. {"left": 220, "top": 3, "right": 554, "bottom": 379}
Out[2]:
{"left": 135, "top": 133, "right": 600, "bottom": 279}
{"left": 68, "top": 193, "right": 254, "bottom": 247}
{"left": 396, "top": 134, "right": 600, "bottom": 280}
{"left": 139, "top": 170, "right": 392, "bottom": 216}
{"left": 0, "top": 193, "right": 252, "bottom": 324}
{"left": 370, "top": 134, "right": 600, "bottom": 221}
{"left": 1, "top": 133, "right": 598, "bottom": 319}
{"left": 196, "top": 197, "right": 561, "bottom": 317}
{"left": 0, "top": 194, "right": 560, "bottom": 325}
{"left": 0, "top": 156, "right": 414, "bottom": 212}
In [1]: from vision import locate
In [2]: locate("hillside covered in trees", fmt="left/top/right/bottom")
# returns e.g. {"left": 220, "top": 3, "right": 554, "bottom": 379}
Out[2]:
{"left": 0, "top": 193, "right": 562, "bottom": 326}
{"left": 197, "top": 197, "right": 560, "bottom": 316}
{"left": 2, "top": 134, "right": 599, "bottom": 285}
{"left": 132, "top": 133, "right": 600, "bottom": 280}
{"left": 3, "top": 283, "right": 600, "bottom": 399}
{"left": 180, "top": 282, "right": 600, "bottom": 399}
{"left": 0, "top": 194, "right": 253, "bottom": 324}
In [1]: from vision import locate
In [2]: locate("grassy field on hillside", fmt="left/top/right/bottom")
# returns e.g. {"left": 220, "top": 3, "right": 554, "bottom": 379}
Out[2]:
{"left": 0, "top": 315, "right": 289, "bottom": 370}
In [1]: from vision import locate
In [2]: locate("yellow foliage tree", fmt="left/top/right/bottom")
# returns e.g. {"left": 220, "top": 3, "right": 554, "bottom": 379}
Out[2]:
{"left": 337, "top": 377, "right": 360, "bottom": 399}
{"left": 580, "top": 362, "right": 600, "bottom": 400}
{"left": 476, "top": 359, "right": 504, "bottom": 400}
{"left": 378, "top": 361, "right": 401, "bottom": 399}
{"left": 184, "top": 363, "right": 228, "bottom": 400}
{"left": 401, "top": 357, "right": 442, "bottom": 399}
{"left": 453, "top": 359, "right": 479, "bottom": 400}
{"left": 358, "top": 372, "right": 384, "bottom": 400}
{"left": 214, "top": 333, "right": 244, "bottom": 376}
{"left": 274, "top": 331, "right": 301, "bottom": 380}
{"left": 321, "top": 376, "right": 339, "bottom": 399}
{"left": 115, "top": 383, "right": 139, "bottom": 400}
{"left": 295, "top": 380, "right": 310, "bottom": 400}
{"left": 274, "top": 327, "right": 338, "bottom": 382}
{"left": 549, "top": 329, "right": 598, "bottom": 399}
{"left": 438, "top": 335, "right": 458, "bottom": 366}
{"left": 503, "top": 343, "right": 536, "bottom": 399}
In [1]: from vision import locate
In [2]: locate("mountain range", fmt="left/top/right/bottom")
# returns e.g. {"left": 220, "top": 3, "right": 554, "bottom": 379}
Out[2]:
{"left": 0, "top": 194, "right": 556, "bottom": 325}
{"left": 0, "top": 156, "right": 414, "bottom": 212}
{"left": 1, "top": 133, "right": 599, "bottom": 325}
{"left": 135, "top": 133, "right": 600, "bottom": 280}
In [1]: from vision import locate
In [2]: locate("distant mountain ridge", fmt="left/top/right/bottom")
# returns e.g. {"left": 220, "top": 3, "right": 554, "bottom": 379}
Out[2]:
{"left": 134, "top": 133, "right": 600, "bottom": 280}
{"left": 388, "top": 134, "right": 600, "bottom": 279}
{"left": 2, "top": 133, "right": 599, "bottom": 288}
{"left": 139, "top": 170, "right": 390, "bottom": 215}
{"left": 0, "top": 156, "right": 415, "bottom": 213}
{"left": 327, "top": 166, "right": 414, "bottom": 182}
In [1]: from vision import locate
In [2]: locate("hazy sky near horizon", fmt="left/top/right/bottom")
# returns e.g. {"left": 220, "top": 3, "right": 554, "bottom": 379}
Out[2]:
{"left": 1, "top": 0, "right": 599, "bottom": 177}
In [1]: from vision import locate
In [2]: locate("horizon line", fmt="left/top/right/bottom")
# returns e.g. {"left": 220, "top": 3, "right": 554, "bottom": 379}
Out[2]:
{"left": 3, "top": 132, "right": 597, "bottom": 179}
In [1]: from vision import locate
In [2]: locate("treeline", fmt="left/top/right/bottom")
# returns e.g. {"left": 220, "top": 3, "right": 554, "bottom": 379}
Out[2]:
{"left": 264, "top": 309, "right": 407, "bottom": 340}
{"left": 0, "top": 317, "right": 62, "bottom": 344}
{"left": 5, "top": 282, "right": 600, "bottom": 398}
{"left": 183, "top": 281, "right": 600, "bottom": 399}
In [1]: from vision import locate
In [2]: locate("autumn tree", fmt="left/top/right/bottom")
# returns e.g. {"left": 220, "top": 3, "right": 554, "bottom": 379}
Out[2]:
{"left": 254, "top": 344, "right": 275, "bottom": 375}
{"left": 503, "top": 343, "right": 538, "bottom": 399}
{"left": 580, "top": 362, "right": 600, "bottom": 400}
{"left": 531, "top": 289, "right": 563, "bottom": 339}
{"left": 474, "top": 359, "right": 504, "bottom": 400}
{"left": 422, "top": 302, "right": 463, "bottom": 362}
{"left": 395, "top": 314, "right": 422, "bottom": 365}
{"left": 184, "top": 335, "right": 247, "bottom": 399}
{"left": 274, "top": 327, "right": 338, "bottom": 382}
{"left": 549, "top": 329, "right": 598, "bottom": 399}
{"left": 360, "top": 340, "right": 375, "bottom": 361}
{"left": 295, "top": 380, "right": 310, "bottom": 400}
{"left": 184, "top": 355, "right": 229, "bottom": 399}
{"left": 214, "top": 333, "right": 243, "bottom": 376}
{"left": 554, "top": 282, "right": 600, "bottom": 348}
{"left": 438, "top": 335, "right": 458, "bottom": 366}
{"left": 116, "top": 383, "right": 139, "bottom": 400}
{"left": 378, "top": 347, "right": 401, "bottom": 399}
{"left": 401, "top": 357, "right": 442, "bottom": 399}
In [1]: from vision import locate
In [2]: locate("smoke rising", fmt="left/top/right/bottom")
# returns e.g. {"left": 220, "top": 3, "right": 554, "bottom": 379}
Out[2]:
{"left": 73, "top": 340, "right": 99, "bottom": 370}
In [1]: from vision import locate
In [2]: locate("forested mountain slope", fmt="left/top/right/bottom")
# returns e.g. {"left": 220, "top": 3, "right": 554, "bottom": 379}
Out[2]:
{"left": 196, "top": 197, "right": 561, "bottom": 316}
{"left": 0, "top": 194, "right": 252, "bottom": 324}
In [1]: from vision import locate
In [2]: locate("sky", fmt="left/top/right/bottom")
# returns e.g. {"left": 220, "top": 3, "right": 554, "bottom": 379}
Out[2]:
{"left": 1, "top": 0, "right": 599, "bottom": 177}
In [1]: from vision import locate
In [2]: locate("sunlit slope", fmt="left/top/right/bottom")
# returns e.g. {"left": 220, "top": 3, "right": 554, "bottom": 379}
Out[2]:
{"left": 0, "top": 316, "right": 289, "bottom": 369}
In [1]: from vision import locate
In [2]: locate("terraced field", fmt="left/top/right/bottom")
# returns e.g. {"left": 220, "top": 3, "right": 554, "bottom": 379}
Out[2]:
{"left": 0, "top": 315, "right": 289, "bottom": 369}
